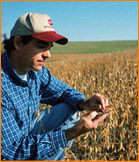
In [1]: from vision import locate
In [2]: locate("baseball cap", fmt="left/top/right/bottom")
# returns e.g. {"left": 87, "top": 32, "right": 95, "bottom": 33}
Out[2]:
{"left": 10, "top": 13, "right": 68, "bottom": 45}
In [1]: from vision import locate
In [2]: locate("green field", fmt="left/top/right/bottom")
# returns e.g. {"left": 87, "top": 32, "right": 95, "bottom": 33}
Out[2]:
{"left": 1, "top": 40, "right": 138, "bottom": 54}
{"left": 51, "top": 40, "right": 138, "bottom": 54}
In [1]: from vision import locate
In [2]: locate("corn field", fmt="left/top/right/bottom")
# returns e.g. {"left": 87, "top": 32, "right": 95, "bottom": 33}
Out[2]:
{"left": 45, "top": 49, "right": 138, "bottom": 161}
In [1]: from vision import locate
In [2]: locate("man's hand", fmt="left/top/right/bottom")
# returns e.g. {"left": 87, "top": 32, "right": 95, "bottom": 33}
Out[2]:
{"left": 78, "top": 93, "right": 108, "bottom": 112}
{"left": 65, "top": 110, "right": 109, "bottom": 141}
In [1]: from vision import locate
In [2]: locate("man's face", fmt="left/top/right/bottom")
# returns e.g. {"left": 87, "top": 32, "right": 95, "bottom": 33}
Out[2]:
{"left": 18, "top": 38, "right": 53, "bottom": 73}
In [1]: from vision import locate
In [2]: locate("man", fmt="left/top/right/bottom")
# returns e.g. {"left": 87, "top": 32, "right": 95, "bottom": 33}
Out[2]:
{"left": 1, "top": 12, "right": 110, "bottom": 160}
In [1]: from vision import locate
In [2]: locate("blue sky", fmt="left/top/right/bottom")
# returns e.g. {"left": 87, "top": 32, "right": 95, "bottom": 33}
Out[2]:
{"left": 1, "top": 1, "right": 138, "bottom": 42}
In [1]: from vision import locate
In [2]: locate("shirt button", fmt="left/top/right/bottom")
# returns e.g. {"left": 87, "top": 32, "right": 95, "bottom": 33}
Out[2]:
{"left": 60, "top": 147, "right": 63, "bottom": 150}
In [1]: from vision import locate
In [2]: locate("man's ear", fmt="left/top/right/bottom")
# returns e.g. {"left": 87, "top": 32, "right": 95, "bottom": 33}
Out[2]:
{"left": 14, "top": 36, "right": 23, "bottom": 51}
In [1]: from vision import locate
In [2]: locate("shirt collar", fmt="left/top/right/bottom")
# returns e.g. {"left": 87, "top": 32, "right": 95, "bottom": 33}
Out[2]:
{"left": 1, "top": 51, "right": 35, "bottom": 84}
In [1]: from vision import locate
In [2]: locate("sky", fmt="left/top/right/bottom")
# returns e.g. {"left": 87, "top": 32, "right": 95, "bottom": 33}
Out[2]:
{"left": 1, "top": 1, "right": 138, "bottom": 42}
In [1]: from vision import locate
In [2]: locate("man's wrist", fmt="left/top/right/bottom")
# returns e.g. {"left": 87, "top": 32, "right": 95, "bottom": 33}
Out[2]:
{"left": 76, "top": 98, "right": 88, "bottom": 111}
{"left": 65, "top": 121, "right": 83, "bottom": 141}
{"left": 65, "top": 128, "right": 76, "bottom": 141}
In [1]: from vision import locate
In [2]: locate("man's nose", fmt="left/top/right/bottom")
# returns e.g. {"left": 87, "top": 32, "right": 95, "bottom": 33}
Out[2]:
{"left": 42, "top": 50, "right": 51, "bottom": 58}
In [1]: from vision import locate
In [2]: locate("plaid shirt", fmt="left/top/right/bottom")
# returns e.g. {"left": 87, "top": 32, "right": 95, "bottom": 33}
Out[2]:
{"left": 1, "top": 51, "right": 86, "bottom": 160}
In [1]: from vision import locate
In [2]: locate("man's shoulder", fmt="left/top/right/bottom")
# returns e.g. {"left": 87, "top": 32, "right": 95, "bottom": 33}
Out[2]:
{"left": 1, "top": 63, "right": 9, "bottom": 88}
{"left": 1, "top": 53, "right": 12, "bottom": 88}
{"left": 1, "top": 52, "right": 8, "bottom": 67}
{"left": 1, "top": 52, "right": 12, "bottom": 76}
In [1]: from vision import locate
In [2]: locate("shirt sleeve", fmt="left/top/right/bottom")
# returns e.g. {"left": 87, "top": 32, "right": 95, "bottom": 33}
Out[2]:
{"left": 40, "top": 66, "right": 87, "bottom": 109}
{"left": 1, "top": 92, "right": 67, "bottom": 160}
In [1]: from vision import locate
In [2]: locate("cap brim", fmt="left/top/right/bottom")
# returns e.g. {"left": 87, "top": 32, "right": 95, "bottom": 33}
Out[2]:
{"left": 32, "top": 31, "right": 68, "bottom": 45}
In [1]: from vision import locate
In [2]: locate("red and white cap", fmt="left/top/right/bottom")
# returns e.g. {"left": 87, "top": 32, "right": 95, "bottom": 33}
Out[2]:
{"left": 10, "top": 13, "right": 68, "bottom": 45}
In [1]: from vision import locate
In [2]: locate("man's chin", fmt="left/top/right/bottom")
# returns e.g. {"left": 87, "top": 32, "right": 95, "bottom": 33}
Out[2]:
{"left": 33, "top": 66, "right": 43, "bottom": 71}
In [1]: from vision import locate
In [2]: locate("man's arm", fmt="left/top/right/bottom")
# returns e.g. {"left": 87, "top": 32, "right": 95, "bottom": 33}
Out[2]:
{"left": 65, "top": 111, "right": 109, "bottom": 141}
{"left": 40, "top": 66, "right": 87, "bottom": 110}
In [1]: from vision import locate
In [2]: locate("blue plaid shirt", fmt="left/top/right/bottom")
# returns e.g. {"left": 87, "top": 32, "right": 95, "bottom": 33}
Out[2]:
{"left": 1, "top": 51, "right": 86, "bottom": 160}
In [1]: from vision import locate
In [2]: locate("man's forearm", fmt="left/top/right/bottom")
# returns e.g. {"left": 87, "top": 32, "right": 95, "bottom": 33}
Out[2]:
{"left": 65, "top": 125, "right": 83, "bottom": 141}
{"left": 65, "top": 127, "right": 77, "bottom": 141}
{"left": 65, "top": 118, "right": 86, "bottom": 141}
